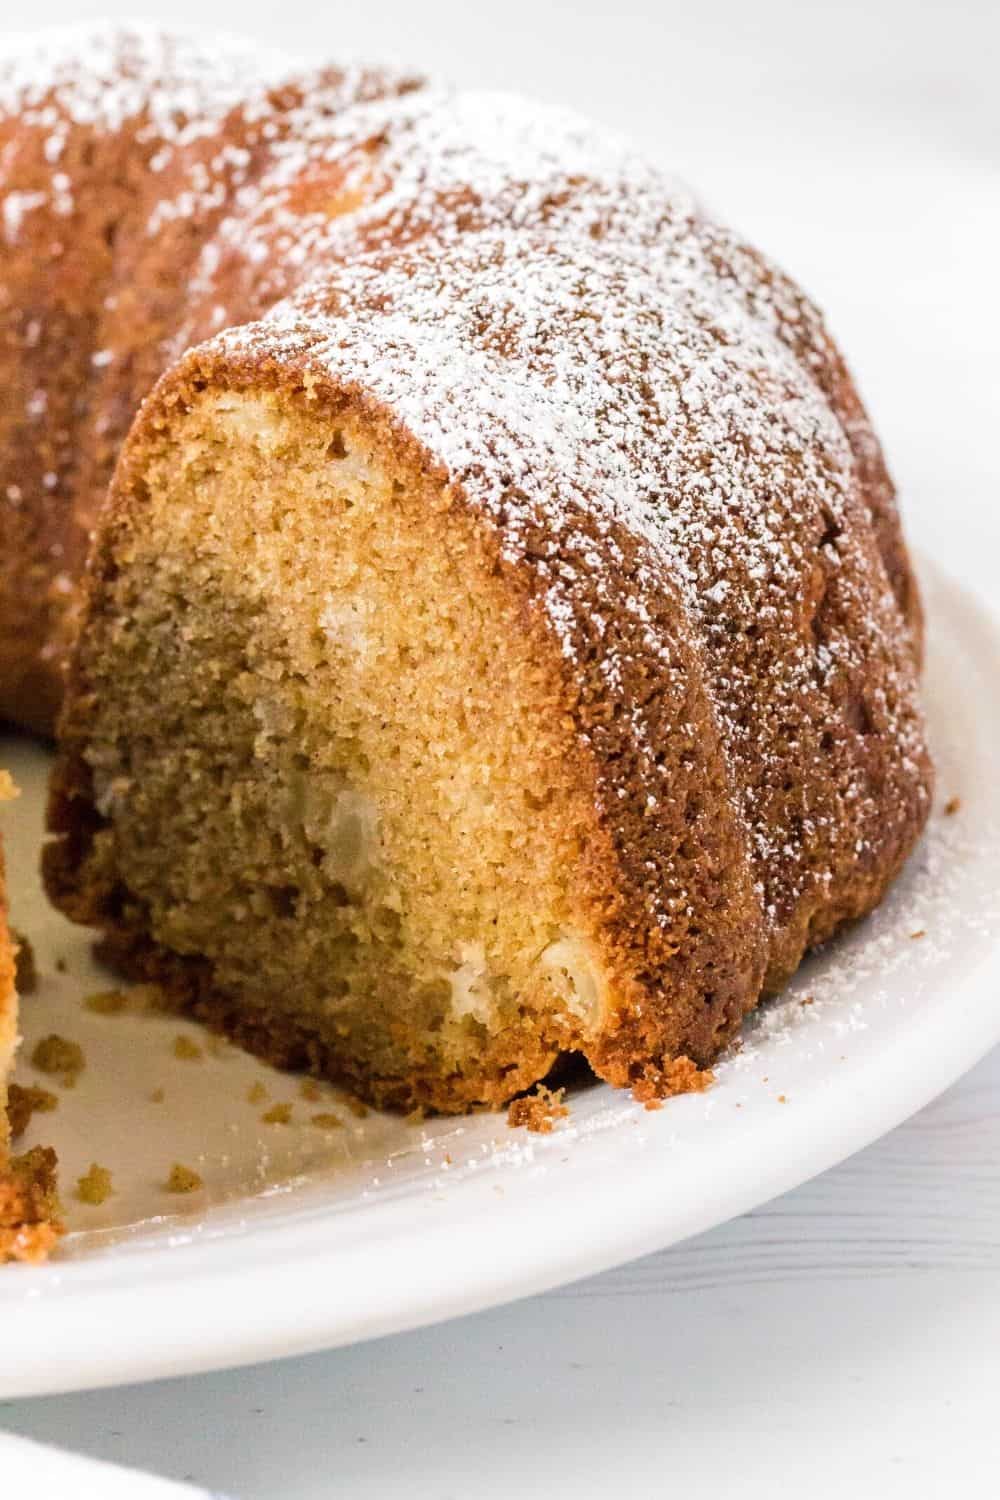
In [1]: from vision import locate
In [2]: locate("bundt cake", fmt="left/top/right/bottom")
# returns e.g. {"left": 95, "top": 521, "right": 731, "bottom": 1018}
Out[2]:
{"left": 1, "top": 26, "right": 931, "bottom": 1114}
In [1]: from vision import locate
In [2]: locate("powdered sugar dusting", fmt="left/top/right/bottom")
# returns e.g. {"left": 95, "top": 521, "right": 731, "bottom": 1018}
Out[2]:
{"left": 0, "top": 28, "right": 931, "bottom": 974}
{"left": 0, "top": 24, "right": 298, "bottom": 138}
{"left": 204, "top": 85, "right": 930, "bottom": 953}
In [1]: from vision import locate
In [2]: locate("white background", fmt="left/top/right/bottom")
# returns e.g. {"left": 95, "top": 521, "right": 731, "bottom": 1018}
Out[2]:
{"left": 2, "top": 0, "right": 999, "bottom": 1494}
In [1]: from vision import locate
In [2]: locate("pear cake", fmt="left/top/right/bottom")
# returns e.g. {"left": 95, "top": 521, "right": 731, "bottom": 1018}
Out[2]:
{"left": 0, "top": 27, "right": 930, "bottom": 1116}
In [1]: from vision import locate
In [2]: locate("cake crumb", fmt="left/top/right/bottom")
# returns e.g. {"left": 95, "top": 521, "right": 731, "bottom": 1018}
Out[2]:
{"left": 800, "top": 996, "right": 815, "bottom": 1007}
{"left": 631, "top": 1055, "right": 714, "bottom": 1106}
{"left": 149, "top": 1087, "right": 166, "bottom": 1104}
{"left": 84, "top": 988, "right": 128, "bottom": 1014}
{"left": 507, "top": 1085, "right": 569, "bottom": 1134}
{"left": 12, "top": 930, "right": 37, "bottom": 994}
{"left": 261, "top": 1102, "right": 292, "bottom": 1125}
{"left": 31, "top": 1033, "right": 85, "bottom": 1086}
{"left": 299, "top": 1079, "right": 322, "bottom": 1102}
{"left": 76, "top": 1162, "right": 113, "bottom": 1205}
{"left": 0, "top": 1147, "right": 63, "bottom": 1264}
{"left": 664, "top": 1056, "right": 714, "bottom": 1095}
{"left": 246, "top": 1081, "right": 268, "bottom": 1105}
{"left": 777, "top": 1093, "right": 788, "bottom": 1103}
{"left": 7, "top": 1082, "right": 58, "bottom": 1140}
{"left": 311, "top": 1111, "right": 343, "bottom": 1130}
{"left": 910, "top": 929, "right": 926, "bottom": 940}
{"left": 165, "top": 1163, "right": 204, "bottom": 1194}
{"left": 172, "top": 1034, "right": 202, "bottom": 1061}
{"left": 944, "top": 796, "right": 961, "bottom": 816}
{"left": 55, "top": 956, "right": 68, "bottom": 974}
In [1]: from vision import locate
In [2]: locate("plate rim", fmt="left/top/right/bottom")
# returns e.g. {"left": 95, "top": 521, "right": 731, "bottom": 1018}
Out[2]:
{"left": 2, "top": 556, "right": 999, "bottom": 1399}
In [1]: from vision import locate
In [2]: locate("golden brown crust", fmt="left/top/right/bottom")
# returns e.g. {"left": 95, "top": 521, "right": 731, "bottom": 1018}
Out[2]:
{"left": 507, "top": 1086, "right": 569, "bottom": 1134}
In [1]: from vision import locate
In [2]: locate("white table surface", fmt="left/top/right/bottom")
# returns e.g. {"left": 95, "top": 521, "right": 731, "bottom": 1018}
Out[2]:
{"left": 3, "top": 0, "right": 999, "bottom": 1493}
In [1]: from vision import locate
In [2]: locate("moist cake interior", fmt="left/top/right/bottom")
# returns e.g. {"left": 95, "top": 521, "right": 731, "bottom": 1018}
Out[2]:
{"left": 54, "top": 390, "right": 612, "bottom": 1111}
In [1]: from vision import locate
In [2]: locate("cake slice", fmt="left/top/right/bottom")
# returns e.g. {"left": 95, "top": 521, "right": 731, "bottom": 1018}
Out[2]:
{"left": 1, "top": 773, "right": 60, "bottom": 1263}
{"left": 44, "top": 317, "right": 931, "bottom": 1114}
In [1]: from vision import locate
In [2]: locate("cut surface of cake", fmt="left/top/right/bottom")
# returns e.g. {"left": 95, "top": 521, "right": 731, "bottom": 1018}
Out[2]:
{"left": 0, "top": 27, "right": 932, "bottom": 1115}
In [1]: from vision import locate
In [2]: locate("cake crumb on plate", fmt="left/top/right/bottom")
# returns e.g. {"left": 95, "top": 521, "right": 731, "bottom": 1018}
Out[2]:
{"left": 507, "top": 1085, "right": 569, "bottom": 1134}
{"left": 76, "top": 1162, "right": 113, "bottom": 1205}
{"left": 31, "top": 1033, "right": 84, "bottom": 1086}
{"left": 165, "top": 1163, "right": 204, "bottom": 1194}
{"left": 631, "top": 1055, "right": 714, "bottom": 1106}
{"left": 12, "top": 929, "right": 37, "bottom": 993}
{"left": 7, "top": 1082, "right": 57, "bottom": 1139}
{"left": 0, "top": 1147, "right": 62, "bottom": 1263}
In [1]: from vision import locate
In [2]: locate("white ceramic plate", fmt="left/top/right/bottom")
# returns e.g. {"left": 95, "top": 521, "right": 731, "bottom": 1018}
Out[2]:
{"left": 1, "top": 559, "right": 998, "bottom": 1400}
